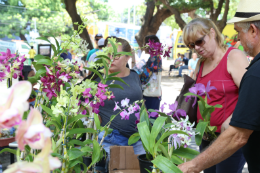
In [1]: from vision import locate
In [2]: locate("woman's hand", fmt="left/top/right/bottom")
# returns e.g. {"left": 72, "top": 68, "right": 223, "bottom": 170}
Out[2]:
{"left": 221, "top": 115, "right": 232, "bottom": 133}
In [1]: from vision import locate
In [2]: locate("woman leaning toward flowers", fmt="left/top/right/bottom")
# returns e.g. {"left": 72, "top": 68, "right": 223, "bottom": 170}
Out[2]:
{"left": 183, "top": 18, "right": 249, "bottom": 173}
{"left": 82, "top": 37, "right": 145, "bottom": 171}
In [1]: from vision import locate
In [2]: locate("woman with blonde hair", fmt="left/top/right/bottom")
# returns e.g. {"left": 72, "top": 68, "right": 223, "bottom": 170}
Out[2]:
{"left": 183, "top": 18, "right": 248, "bottom": 173}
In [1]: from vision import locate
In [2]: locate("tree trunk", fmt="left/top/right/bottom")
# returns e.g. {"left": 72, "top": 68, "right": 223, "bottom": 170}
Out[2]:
{"left": 19, "top": 32, "right": 27, "bottom": 42}
{"left": 136, "top": 0, "right": 199, "bottom": 47}
{"left": 216, "top": 0, "right": 230, "bottom": 32}
{"left": 64, "top": 0, "right": 93, "bottom": 50}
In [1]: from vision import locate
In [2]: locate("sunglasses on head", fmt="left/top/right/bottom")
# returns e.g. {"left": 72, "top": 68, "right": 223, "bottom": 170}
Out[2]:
{"left": 187, "top": 35, "right": 206, "bottom": 49}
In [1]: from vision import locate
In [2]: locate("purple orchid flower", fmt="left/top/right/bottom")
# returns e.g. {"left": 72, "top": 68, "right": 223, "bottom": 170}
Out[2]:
{"left": 149, "top": 111, "right": 159, "bottom": 118}
{"left": 135, "top": 112, "right": 140, "bottom": 124}
{"left": 120, "top": 110, "right": 130, "bottom": 120}
{"left": 160, "top": 102, "right": 167, "bottom": 112}
{"left": 169, "top": 134, "right": 182, "bottom": 150}
{"left": 173, "top": 109, "right": 187, "bottom": 120}
{"left": 185, "top": 80, "right": 217, "bottom": 107}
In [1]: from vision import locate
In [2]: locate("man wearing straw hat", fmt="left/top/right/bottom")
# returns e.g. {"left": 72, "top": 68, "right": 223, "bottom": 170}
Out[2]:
{"left": 178, "top": 0, "right": 260, "bottom": 172}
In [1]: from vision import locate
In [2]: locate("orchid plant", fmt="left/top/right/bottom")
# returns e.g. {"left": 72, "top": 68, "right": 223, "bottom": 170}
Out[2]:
{"left": 184, "top": 81, "right": 223, "bottom": 145}
{"left": 0, "top": 22, "right": 134, "bottom": 173}
{"left": 118, "top": 101, "right": 199, "bottom": 173}
{"left": 0, "top": 48, "right": 26, "bottom": 86}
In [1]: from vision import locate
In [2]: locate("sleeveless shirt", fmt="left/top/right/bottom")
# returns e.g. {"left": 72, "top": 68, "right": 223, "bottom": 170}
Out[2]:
{"left": 197, "top": 47, "right": 239, "bottom": 133}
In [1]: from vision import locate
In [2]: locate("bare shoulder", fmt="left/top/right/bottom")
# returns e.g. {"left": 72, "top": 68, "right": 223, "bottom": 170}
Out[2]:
{"left": 227, "top": 49, "right": 248, "bottom": 63}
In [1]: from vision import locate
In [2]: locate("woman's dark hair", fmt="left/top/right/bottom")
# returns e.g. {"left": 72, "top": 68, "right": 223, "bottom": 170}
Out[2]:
{"left": 144, "top": 35, "right": 160, "bottom": 45}
{"left": 31, "top": 46, "right": 33, "bottom": 49}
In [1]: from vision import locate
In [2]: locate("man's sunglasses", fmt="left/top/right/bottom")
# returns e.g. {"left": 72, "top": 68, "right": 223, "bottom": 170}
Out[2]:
{"left": 95, "top": 38, "right": 100, "bottom": 41}
{"left": 187, "top": 35, "right": 206, "bottom": 49}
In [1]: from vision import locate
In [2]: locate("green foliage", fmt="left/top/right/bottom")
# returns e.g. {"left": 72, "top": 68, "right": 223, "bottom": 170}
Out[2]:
{"left": 152, "top": 155, "right": 182, "bottom": 173}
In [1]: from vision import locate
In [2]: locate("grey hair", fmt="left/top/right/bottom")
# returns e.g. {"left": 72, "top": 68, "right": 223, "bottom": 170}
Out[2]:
{"left": 236, "top": 20, "right": 260, "bottom": 33}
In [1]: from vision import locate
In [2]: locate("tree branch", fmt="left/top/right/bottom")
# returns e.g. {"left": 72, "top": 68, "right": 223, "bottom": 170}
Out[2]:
{"left": 160, "top": 0, "right": 186, "bottom": 29}
{"left": 212, "top": 0, "right": 224, "bottom": 21}
{"left": 217, "top": 0, "right": 230, "bottom": 32}
{"left": 135, "top": 0, "right": 155, "bottom": 47}
{"left": 64, "top": 0, "right": 93, "bottom": 50}
{"left": 188, "top": 10, "right": 199, "bottom": 19}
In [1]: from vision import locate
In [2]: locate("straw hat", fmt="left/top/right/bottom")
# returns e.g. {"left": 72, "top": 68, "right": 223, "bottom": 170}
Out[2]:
{"left": 227, "top": 0, "right": 260, "bottom": 24}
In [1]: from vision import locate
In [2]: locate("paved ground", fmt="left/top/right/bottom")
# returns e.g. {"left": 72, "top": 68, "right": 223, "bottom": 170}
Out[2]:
{"left": 160, "top": 73, "right": 249, "bottom": 173}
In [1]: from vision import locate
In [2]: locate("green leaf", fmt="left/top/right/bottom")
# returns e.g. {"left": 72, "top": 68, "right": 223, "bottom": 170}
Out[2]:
{"left": 94, "top": 113, "right": 101, "bottom": 130}
{"left": 41, "top": 105, "right": 54, "bottom": 116}
{"left": 68, "top": 139, "right": 85, "bottom": 147}
{"left": 128, "top": 132, "right": 141, "bottom": 145}
{"left": 152, "top": 155, "right": 182, "bottom": 173}
{"left": 116, "top": 51, "right": 132, "bottom": 56}
{"left": 90, "top": 140, "right": 101, "bottom": 166}
{"left": 34, "top": 54, "right": 49, "bottom": 61}
{"left": 195, "top": 121, "right": 208, "bottom": 146}
{"left": 83, "top": 139, "right": 93, "bottom": 145}
{"left": 163, "top": 123, "right": 177, "bottom": 129}
{"left": 28, "top": 76, "right": 38, "bottom": 84}
{"left": 81, "top": 146, "right": 93, "bottom": 153}
{"left": 198, "top": 100, "right": 205, "bottom": 118}
{"left": 172, "top": 147, "right": 200, "bottom": 160}
{"left": 158, "top": 144, "right": 170, "bottom": 159}
{"left": 106, "top": 77, "right": 129, "bottom": 86}
{"left": 32, "top": 62, "right": 44, "bottom": 71}
{"left": 108, "top": 39, "right": 118, "bottom": 56}
{"left": 74, "top": 164, "right": 81, "bottom": 173}
{"left": 51, "top": 153, "right": 64, "bottom": 159}
{"left": 214, "top": 104, "right": 223, "bottom": 108}
{"left": 101, "top": 58, "right": 109, "bottom": 76}
{"left": 68, "top": 148, "right": 86, "bottom": 161}
{"left": 67, "top": 114, "right": 88, "bottom": 126}
{"left": 208, "top": 126, "right": 217, "bottom": 132}
{"left": 25, "top": 154, "right": 34, "bottom": 162}
{"left": 67, "top": 128, "right": 97, "bottom": 136}
{"left": 137, "top": 121, "right": 152, "bottom": 154}
{"left": 108, "top": 84, "right": 124, "bottom": 90}
{"left": 36, "top": 59, "right": 52, "bottom": 66}
{"left": 69, "top": 160, "right": 82, "bottom": 168}
{"left": 150, "top": 116, "right": 167, "bottom": 150}
{"left": 46, "top": 120, "right": 61, "bottom": 131}
{"left": 184, "top": 92, "right": 205, "bottom": 105}
{"left": 140, "top": 105, "right": 150, "bottom": 128}
{"left": 171, "top": 155, "right": 184, "bottom": 165}
{"left": 108, "top": 71, "right": 120, "bottom": 77}
{"left": 0, "top": 148, "right": 17, "bottom": 155}
{"left": 51, "top": 44, "right": 57, "bottom": 56}
{"left": 36, "top": 36, "right": 51, "bottom": 44}
{"left": 84, "top": 67, "right": 105, "bottom": 83}
{"left": 35, "top": 67, "right": 47, "bottom": 78}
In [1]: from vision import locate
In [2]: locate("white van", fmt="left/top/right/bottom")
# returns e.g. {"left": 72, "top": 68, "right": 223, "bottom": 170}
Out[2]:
{"left": 0, "top": 40, "right": 31, "bottom": 58}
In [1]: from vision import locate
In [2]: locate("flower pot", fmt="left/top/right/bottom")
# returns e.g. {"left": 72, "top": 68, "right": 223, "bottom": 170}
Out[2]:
{"left": 137, "top": 154, "right": 153, "bottom": 173}
{"left": 82, "top": 156, "right": 92, "bottom": 171}
{"left": 0, "top": 137, "right": 15, "bottom": 147}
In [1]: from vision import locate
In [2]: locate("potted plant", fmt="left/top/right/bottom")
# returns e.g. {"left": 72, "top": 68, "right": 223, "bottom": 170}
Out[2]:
{"left": 184, "top": 81, "right": 222, "bottom": 146}
{"left": 126, "top": 102, "right": 199, "bottom": 173}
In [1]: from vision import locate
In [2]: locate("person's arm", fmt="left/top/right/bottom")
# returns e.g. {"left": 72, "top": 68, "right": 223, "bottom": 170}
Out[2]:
{"left": 221, "top": 49, "right": 249, "bottom": 131}
{"left": 178, "top": 126, "right": 253, "bottom": 173}
{"left": 227, "top": 49, "right": 248, "bottom": 88}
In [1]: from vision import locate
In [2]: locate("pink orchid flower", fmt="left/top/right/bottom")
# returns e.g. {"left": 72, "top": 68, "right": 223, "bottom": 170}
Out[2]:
{"left": 0, "top": 81, "right": 32, "bottom": 130}
{"left": 16, "top": 109, "right": 52, "bottom": 151}
{"left": 121, "top": 98, "right": 130, "bottom": 107}
{"left": 4, "top": 138, "right": 61, "bottom": 173}
{"left": 34, "top": 138, "right": 62, "bottom": 172}
{"left": 3, "top": 161, "right": 43, "bottom": 173}
{"left": 120, "top": 110, "right": 130, "bottom": 120}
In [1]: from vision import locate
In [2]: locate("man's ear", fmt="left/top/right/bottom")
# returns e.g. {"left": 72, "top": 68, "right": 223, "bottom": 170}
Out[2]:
{"left": 250, "top": 24, "right": 259, "bottom": 38}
